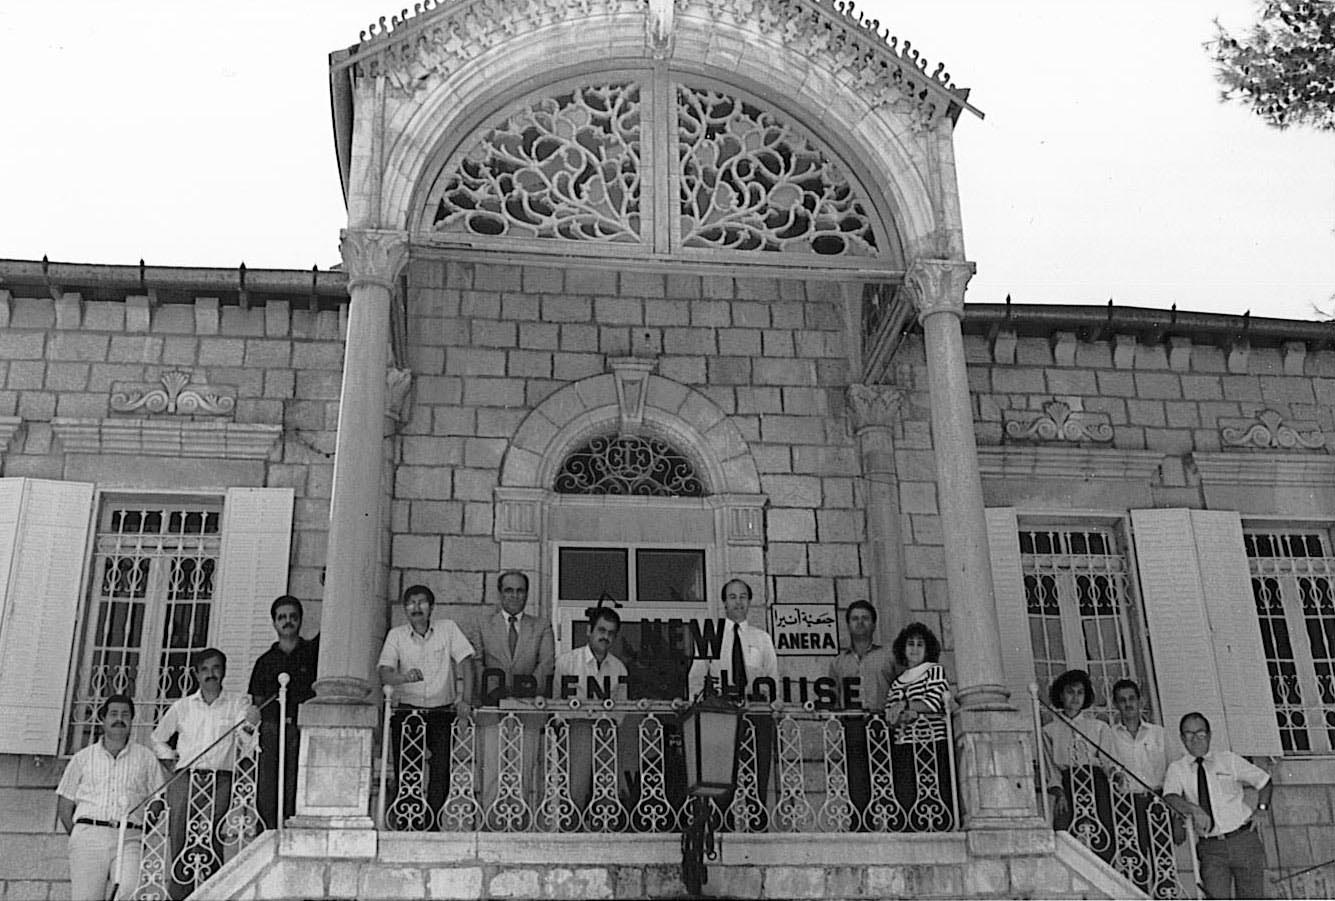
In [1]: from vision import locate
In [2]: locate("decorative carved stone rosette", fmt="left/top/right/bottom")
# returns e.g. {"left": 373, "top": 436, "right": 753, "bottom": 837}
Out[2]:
{"left": 905, "top": 258, "right": 974, "bottom": 320}
{"left": 1004, "top": 400, "right": 1114, "bottom": 444}
{"left": 430, "top": 83, "right": 645, "bottom": 243}
{"left": 555, "top": 434, "right": 705, "bottom": 497}
{"left": 110, "top": 370, "right": 236, "bottom": 417}
{"left": 846, "top": 383, "right": 906, "bottom": 432}
{"left": 1220, "top": 408, "right": 1326, "bottom": 451}
{"left": 677, "top": 85, "right": 876, "bottom": 255}
{"left": 340, "top": 230, "right": 409, "bottom": 293}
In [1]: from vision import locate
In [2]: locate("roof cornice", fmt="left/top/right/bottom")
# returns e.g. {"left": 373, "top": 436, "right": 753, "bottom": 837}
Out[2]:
{"left": 329, "top": 0, "right": 981, "bottom": 124}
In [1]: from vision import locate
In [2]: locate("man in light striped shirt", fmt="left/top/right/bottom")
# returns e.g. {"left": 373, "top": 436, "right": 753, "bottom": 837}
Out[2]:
{"left": 56, "top": 694, "right": 162, "bottom": 900}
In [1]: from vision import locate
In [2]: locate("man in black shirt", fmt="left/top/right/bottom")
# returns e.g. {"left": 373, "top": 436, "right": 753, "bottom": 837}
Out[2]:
{"left": 247, "top": 595, "right": 319, "bottom": 830}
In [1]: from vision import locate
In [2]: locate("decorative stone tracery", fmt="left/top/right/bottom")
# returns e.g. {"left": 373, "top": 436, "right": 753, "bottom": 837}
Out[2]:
{"left": 1220, "top": 408, "right": 1326, "bottom": 451}
{"left": 431, "top": 83, "right": 644, "bottom": 243}
{"left": 423, "top": 76, "right": 882, "bottom": 257}
{"left": 677, "top": 85, "right": 877, "bottom": 255}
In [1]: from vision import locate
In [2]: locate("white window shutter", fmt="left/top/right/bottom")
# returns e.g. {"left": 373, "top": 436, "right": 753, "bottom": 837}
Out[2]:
{"left": 1131, "top": 508, "right": 1233, "bottom": 759}
{"left": 1189, "top": 510, "right": 1283, "bottom": 757}
{"left": 0, "top": 478, "right": 96, "bottom": 755}
{"left": 985, "top": 507, "right": 1037, "bottom": 708}
{"left": 212, "top": 488, "right": 295, "bottom": 696}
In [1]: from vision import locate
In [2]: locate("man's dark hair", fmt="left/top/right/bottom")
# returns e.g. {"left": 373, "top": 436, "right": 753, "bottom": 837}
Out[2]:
{"left": 194, "top": 648, "right": 227, "bottom": 671}
{"left": 720, "top": 578, "right": 752, "bottom": 602}
{"left": 588, "top": 606, "right": 621, "bottom": 631}
{"left": 402, "top": 584, "right": 435, "bottom": 606}
{"left": 497, "top": 570, "right": 529, "bottom": 592}
{"left": 891, "top": 622, "right": 941, "bottom": 666}
{"left": 98, "top": 693, "right": 135, "bottom": 720}
{"left": 270, "top": 595, "right": 304, "bottom": 620}
{"left": 1111, "top": 678, "right": 1140, "bottom": 700}
{"left": 1180, "top": 711, "right": 1211, "bottom": 733}
{"left": 845, "top": 600, "right": 877, "bottom": 625}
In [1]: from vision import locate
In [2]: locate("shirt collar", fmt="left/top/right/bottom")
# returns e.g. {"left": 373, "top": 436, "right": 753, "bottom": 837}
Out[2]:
{"left": 96, "top": 738, "right": 130, "bottom": 759}
{"left": 408, "top": 623, "right": 435, "bottom": 640}
{"left": 581, "top": 645, "right": 613, "bottom": 669}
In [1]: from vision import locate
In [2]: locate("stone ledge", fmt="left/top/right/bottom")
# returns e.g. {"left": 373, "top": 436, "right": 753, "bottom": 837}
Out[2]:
{"left": 976, "top": 445, "right": 1164, "bottom": 482}
{"left": 0, "top": 416, "right": 20, "bottom": 456}
{"left": 50, "top": 417, "right": 282, "bottom": 460}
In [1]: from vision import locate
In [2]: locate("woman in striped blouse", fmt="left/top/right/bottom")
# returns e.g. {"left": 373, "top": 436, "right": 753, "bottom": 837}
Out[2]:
{"left": 884, "top": 622, "right": 953, "bottom": 831}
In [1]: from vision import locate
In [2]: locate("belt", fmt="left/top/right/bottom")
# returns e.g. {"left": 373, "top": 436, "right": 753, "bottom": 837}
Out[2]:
{"left": 76, "top": 818, "right": 142, "bottom": 831}
{"left": 1202, "top": 820, "right": 1254, "bottom": 841}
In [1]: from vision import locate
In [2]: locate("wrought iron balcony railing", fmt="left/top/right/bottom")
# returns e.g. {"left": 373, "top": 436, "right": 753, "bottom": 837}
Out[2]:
{"left": 377, "top": 696, "right": 958, "bottom": 835}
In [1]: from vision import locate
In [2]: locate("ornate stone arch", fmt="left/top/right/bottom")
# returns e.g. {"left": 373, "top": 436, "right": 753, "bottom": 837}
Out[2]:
{"left": 338, "top": 0, "right": 975, "bottom": 260}
{"left": 492, "top": 371, "right": 767, "bottom": 614}
{"left": 498, "top": 372, "right": 760, "bottom": 495}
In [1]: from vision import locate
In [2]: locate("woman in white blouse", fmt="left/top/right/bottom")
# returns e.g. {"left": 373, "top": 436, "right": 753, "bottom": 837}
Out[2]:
{"left": 1042, "top": 669, "right": 1115, "bottom": 861}
{"left": 884, "top": 622, "right": 953, "bottom": 831}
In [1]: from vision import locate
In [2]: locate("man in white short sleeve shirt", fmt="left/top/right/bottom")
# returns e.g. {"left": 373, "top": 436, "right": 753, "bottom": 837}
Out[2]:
{"left": 378, "top": 584, "right": 474, "bottom": 830}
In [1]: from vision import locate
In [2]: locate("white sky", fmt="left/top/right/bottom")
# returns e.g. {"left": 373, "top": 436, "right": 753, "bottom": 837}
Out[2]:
{"left": 1, "top": 0, "right": 1331, "bottom": 319}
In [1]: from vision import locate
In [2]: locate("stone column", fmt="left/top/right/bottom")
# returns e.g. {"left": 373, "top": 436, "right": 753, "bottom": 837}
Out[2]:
{"left": 846, "top": 384, "right": 909, "bottom": 638}
{"left": 906, "top": 258, "right": 1044, "bottom": 831}
{"left": 294, "top": 229, "right": 407, "bottom": 835}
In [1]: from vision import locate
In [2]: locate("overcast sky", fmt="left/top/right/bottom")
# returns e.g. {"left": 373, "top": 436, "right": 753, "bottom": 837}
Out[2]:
{"left": 1, "top": 0, "right": 1331, "bottom": 319}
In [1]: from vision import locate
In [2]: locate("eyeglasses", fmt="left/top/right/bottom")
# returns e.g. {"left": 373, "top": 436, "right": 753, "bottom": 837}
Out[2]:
{"left": 1182, "top": 729, "right": 1211, "bottom": 739}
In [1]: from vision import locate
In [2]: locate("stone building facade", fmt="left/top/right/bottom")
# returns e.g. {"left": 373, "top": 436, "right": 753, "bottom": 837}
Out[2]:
{"left": 3, "top": 0, "right": 1335, "bottom": 898}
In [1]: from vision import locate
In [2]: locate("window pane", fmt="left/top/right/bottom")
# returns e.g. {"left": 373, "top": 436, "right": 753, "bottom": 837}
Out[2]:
{"left": 558, "top": 548, "right": 628, "bottom": 602}
{"left": 636, "top": 550, "right": 705, "bottom": 602}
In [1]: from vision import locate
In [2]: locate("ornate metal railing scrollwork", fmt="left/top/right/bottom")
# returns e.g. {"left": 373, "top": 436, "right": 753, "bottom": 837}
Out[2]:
{"left": 554, "top": 433, "right": 705, "bottom": 497}
{"left": 1030, "top": 688, "right": 1184, "bottom": 899}
{"left": 377, "top": 703, "right": 958, "bottom": 837}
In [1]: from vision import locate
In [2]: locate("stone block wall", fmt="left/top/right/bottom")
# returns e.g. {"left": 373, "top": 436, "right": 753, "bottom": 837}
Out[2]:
{"left": 0, "top": 289, "right": 350, "bottom": 899}
{"left": 962, "top": 324, "right": 1335, "bottom": 894}
{"left": 391, "top": 259, "right": 872, "bottom": 660}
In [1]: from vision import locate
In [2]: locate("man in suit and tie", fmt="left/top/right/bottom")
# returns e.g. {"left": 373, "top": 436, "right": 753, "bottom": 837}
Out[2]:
{"left": 470, "top": 570, "right": 556, "bottom": 818}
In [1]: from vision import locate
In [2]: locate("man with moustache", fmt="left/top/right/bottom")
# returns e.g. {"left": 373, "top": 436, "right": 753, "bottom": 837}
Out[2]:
{"left": 827, "top": 600, "right": 882, "bottom": 825}
{"left": 151, "top": 648, "right": 259, "bottom": 900}
{"left": 552, "top": 604, "right": 629, "bottom": 819}
{"left": 469, "top": 570, "right": 555, "bottom": 815}
{"left": 378, "top": 584, "right": 475, "bottom": 830}
{"left": 247, "top": 595, "right": 319, "bottom": 830}
{"left": 56, "top": 694, "right": 161, "bottom": 901}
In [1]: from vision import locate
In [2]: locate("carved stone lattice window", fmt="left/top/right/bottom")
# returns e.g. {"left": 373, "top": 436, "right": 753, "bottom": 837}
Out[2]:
{"left": 432, "top": 82, "right": 643, "bottom": 243}
{"left": 554, "top": 434, "right": 705, "bottom": 497}
{"left": 423, "top": 73, "right": 886, "bottom": 259}
{"left": 677, "top": 85, "right": 876, "bottom": 255}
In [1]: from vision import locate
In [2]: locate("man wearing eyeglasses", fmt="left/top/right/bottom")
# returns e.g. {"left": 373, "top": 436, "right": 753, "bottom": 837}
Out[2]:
{"left": 1163, "top": 712, "right": 1273, "bottom": 899}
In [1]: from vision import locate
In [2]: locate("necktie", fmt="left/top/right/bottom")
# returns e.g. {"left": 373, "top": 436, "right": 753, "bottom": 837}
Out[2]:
{"left": 1195, "top": 757, "right": 1214, "bottom": 832}
{"left": 731, "top": 623, "right": 748, "bottom": 697}
{"left": 508, "top": 615, "right": 519, "bottom": 657}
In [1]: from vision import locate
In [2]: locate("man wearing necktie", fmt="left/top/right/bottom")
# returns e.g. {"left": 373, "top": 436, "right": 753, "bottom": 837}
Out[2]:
{"left": 1163, "top": 712, "right": 1273, "bottom": 899}
{"left": 469, "top": 570, "right": 555, "bottom": 816}
{"left": 688, "top": 579, "right": 780, "bottom": 814}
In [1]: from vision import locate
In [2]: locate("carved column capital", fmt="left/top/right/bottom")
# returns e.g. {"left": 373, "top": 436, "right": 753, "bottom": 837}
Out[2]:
{"left": 340, "top": 229, "right": 409, "bottom": 293}
{"left": 846, "top": 383, "right": 908, "bottom": 433}
{"left": 905, "top": 258, "right": 976, "bottom": 321}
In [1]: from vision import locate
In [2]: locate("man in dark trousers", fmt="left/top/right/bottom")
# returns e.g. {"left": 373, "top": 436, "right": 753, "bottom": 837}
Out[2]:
{"left": 469, "top": 570, "right": 555, "bottom": 816}
{"left": 1163, "top": 712, "right": 1273, "bottom": 899}
{"left": 247, "top": 594, "right": 319, "bottom": 830}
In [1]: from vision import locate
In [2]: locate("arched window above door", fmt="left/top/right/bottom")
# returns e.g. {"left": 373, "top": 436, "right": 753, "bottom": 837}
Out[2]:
{"left": 419, "top": 74, "right": 890, "bottom": 262}
{"left": 554, "top": 433, "right": 705, "bottom": 498}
